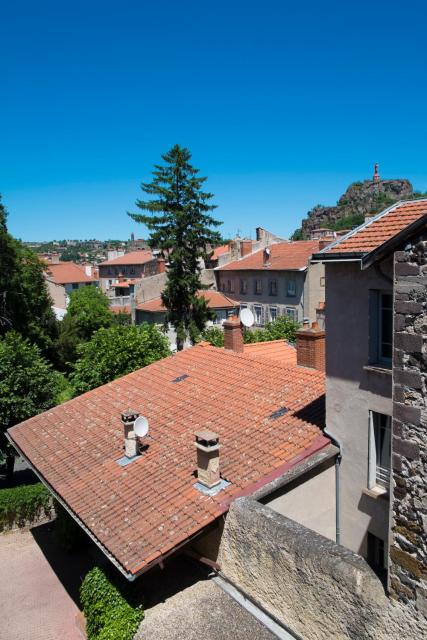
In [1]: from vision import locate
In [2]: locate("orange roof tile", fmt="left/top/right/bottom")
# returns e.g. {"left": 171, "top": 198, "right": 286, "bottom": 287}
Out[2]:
{"left": 100, "top": 250, "right": 155, "bottom": 266}
{"left": 137, "top": 290, "right": 239, "bottom": 313}
{"left": 320, "top": 199, "right": 427, "bottom": 256}
{"left": 8, "top": 345, "right": 328, "bottom": 578}
{"left": 110, "top": 306, "right": 131, "bottom": 314}
{"left": 243, "top": 340, "right": 297, "bottom": 366}
{"left": 211, "top": 244, "right": 230, "bottom": 260}
{"left": 218, "top": 241, "right": 320, "bottom": 271}
{"left": 46, "top": 262, "right": 97, "bottom": 285}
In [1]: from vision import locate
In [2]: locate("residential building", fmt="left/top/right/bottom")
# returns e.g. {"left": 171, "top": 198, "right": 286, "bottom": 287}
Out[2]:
{"left": 135, "top": 290, "right": 239, "bottom": 326}
{"left": 8, "top": 318, "right": 337, "bottom": 582}
{"left": 313, "top": 198, "right": 427, "bottom": 604}
{"left": 45, "top": 262, "right": 98, "bottom": 294}
{"left": 216, "top": 240, "right": 325, "bottom": 326}
{"left": 44, "top": 277, "right": 67, "bottom": 320}
{"left": 98, "top": 250, "right": 162, "bottom": 292}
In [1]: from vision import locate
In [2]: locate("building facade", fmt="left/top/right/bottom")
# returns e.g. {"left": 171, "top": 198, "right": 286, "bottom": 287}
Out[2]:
{"left": 98, "top": 250, "right": 161, "bottom": 292}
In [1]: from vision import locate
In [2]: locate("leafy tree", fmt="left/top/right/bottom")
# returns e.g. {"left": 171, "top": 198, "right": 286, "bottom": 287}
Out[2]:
{"left": 57, "top": 286, "right": 113, "bottom": 368}
{"left": 70, "top": 323, "right": 171, "bottom": 394}
{"left": 0, "top": 332, "right": 60, "bottom": 478}
{"left": 290, "top": 228, "right": 304, "bottom": 241}
{"left": 129, "top": 144, "right": 222, "bottom": 350}
{"left": 201, "top": 314, "right": 300, "bottom": 347}
{"left": 0, "top": 195, "right": 57, "bottom": 357}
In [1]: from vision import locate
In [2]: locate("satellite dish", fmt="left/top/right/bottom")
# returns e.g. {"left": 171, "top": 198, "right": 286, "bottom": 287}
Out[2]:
{"left": 240, "top": 308, "right": 254, "bottom": 328}
{"left": 134, "top": 415, "right": 149, "bottom": 439}
{"left": 265, "top": 246, "right": 271, "bottom": 256}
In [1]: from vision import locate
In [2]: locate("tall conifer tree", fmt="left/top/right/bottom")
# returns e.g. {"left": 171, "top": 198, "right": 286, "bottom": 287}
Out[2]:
{"left": 129, "top": 145, "right": 222, "bottom": 350}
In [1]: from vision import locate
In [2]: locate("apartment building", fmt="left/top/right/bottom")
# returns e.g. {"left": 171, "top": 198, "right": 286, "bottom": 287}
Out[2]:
{"left": 215, "top": 240, "right": 324, "bottom": 326}
{"left": 45, "top": 262, "right": 98, "bottom": 293}
{"left": 98, "top": 250, "right": 162, "bottom": 292}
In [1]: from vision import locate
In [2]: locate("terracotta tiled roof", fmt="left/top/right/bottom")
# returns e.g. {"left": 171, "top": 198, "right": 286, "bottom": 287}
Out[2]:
{"left": 136, "top": 290, "right": 239, "bottom": 313}
{"left": 211, "top": 245, "right": 230, "bottom": 260}
{"left": 46, "top": 263, "right": 97, "bottom": 285}
{"left": 100, "top": 250, "right": 155, "bottom": 266}
{"left": 110, "top": 306, "right": 131, "bottom": 314}
{"left": 8, "top": 345, "right": 328, "bottom": 578}
{"left": 218, "top": 241, "right": 320, "bottom": 271}
{"left": 114, "top": 280, "right": 138, "bottom": 288}
{"left": 320, "top": 199, "right": 427, "bottom": 256}
{"left": 243, "top": 340, "right": 297, "bottom": 366}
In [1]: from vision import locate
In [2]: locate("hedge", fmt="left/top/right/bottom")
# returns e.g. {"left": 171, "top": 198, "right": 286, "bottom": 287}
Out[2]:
{"left": 80, "top": 567, "right": 144, "bottom": 640}
{"left": 0, "top": 483, "right": 52, "bottom": 530}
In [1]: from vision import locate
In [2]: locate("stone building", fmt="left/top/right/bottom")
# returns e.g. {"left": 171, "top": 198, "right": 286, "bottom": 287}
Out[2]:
{"left": 313, "top": 198, "right": 427, "bottom": 612}
{"left": 98, "top": 250, "right": 162, "bottom": 292}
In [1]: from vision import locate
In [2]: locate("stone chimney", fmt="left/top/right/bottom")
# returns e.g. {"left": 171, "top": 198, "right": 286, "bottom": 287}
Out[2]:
{"left": 263, "top": 246, "right": 271, "bottom": 266}
{"left": 296, "top": 321, "right": 325, "bottom": 371}
{"left": 121, "top": 409, "right": 139, "bottom": 458}
{"left": 194, "top": 430, "right": 220, "bottom": 488}
{"left": 223, "top": 315, "right": 244, "bottom": 353}
{"left": 318, "top": 238, "right": 334, "bottom": 251}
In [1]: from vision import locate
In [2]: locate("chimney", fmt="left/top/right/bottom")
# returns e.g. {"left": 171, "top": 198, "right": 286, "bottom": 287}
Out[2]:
{"left": 121, "top": 409, "right": 139, "bottom": 458}
{"left": 318, "top": 238, "right": 334, "bottom": 251}
{"left": 296, "top": 321, "right": 325, "bottom": 371}
{"left": 157, "top": 258, "right": 166, "bottom": 274}
{"left": 223, "top": 315, "right": 244, "bottom": 353}
{"left": 240, "top": 240, "right": 252, "bottom": 257}
{"left": 194, "top": 430, "right": 221, "bottom": 488}
{"left": 263, "top": 246, "right": 271, "bottom": 266}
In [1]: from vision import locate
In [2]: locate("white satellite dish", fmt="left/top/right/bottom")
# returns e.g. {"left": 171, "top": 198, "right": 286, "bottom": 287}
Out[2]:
{"left": 240, "top": 307, "right": 254, "bottom": 328}
{"left": 134, "top": 415, "right": 149, "bottom": 439}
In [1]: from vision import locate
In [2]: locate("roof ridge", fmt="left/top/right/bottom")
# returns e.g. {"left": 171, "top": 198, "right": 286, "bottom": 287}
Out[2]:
{"left": 318, "top": 198, "right": 427, "bottom": 254}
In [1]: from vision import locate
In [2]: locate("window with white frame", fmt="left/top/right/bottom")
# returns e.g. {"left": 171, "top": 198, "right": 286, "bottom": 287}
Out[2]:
{"left": 254, "top": 305, "right": 263, "bottom": 325}
{"left": 254, "top": 278, "right": 262, "bottom": 295}
{"left": 269, "top": 306, "right": 278, "bottom": 322}
{"left": 368, "top": 411, "right": 391, "bottom": 490}
{"left": 287, "top": 279, "right": 296, "bottom": 297}
{"left": 285, "top": 307, "right": 297, "bottom": 321}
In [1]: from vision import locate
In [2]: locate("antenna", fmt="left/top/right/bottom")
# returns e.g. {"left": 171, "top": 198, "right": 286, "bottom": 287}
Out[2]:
{"left": 240, "top": 307, "right": 254, "bottom": 328}
{"left": 134, "top": 415, "right": 149, "bottom": 439}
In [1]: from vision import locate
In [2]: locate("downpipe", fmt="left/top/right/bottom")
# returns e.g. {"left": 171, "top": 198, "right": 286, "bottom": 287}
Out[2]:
{"left": 323, "top": 426, "right": 343, "bottom": 546}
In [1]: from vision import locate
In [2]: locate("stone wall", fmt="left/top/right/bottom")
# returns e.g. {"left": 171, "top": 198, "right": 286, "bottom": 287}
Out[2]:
{"left": 390, "top": 235, "right": 427, "bottom": 616}
{"left": 219, "top": 498, "right": 427, "bottom": 639}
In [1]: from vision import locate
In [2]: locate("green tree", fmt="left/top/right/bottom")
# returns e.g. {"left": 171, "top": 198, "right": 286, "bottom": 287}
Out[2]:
{"left": 202, "top": 314, "right": 300, "bottom": 347}
{"left": 70, "top": 323, "right": 171, "bottom": 394}
{"left": 129, "top": 145, "right": 222, "bottom": 350}
{"left": 0, "top": 195, "right": 57, "bottom": 357}
{"left": 57, "top": 286, "right": 113, "bottom": 368}
{"left": 0, "top": 332, "right": 60, "bottom": 478}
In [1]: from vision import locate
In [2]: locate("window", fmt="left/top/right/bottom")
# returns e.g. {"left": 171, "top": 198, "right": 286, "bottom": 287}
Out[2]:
{"left": 369, "top": 290, "right": 392, "bottom": 366}
{"left": 269, "top": 306, "right": 278, "bottom": 322}
{"left": 220, "top": 280, "right": 226, "bottom": 292}
{"left": 285, "top": 307, "right": 297, "bottom": 321}
{"left": 254, "top": 279, "right": 262, "bottom": 295}
{"left": 240, "top": 279, "right": 248, "bottom": 294}
{"left": 320, "top": 276, "right": 325, "bottom": 287}
{"left": 368, "top": 411, "right": 391, "bottom": 490}
{"left": 269, "top": 279, "right": 278, "bottom": 296}
{"left": 72, "top": 283, "right": 79, "bottom": 290}
{"left": 214, "top": 309, "right": 227, "bottom": 324}
{"left": 379, "top": 292, "right": 392, "bottom": 362}
{"left": 227, "top": 279, "right": 235, "bottom": 293}
{"left": 287, "top": 279, "right": 296, "bottom": 297}
{"left": 254, "top": 305, "right": 263, "bottom": 325}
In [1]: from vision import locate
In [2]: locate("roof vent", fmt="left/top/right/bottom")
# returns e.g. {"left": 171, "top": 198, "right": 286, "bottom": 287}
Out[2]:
{"left": 269, "top": 406, "right": 289, "bottom": 420}
{"left": 172, "top": 374, "right": 189, "bottom": 383}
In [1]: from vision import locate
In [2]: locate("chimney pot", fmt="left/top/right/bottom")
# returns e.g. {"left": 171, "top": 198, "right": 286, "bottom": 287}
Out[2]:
{"left": 223, "top": 315, "right": 244, "bottom": 353}
{"left": 121, "top": 409, "right": 139, "bottom": 458}
{"left": 194, "top": 430, "right": 221, "bottom": 489}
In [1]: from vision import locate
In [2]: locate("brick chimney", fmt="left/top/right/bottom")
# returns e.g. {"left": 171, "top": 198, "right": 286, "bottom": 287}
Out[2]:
{"left": 223, "top": 315, "right": 243, "bottom": 353}
{"left": 296, "top": 321, "right": 325, "bottom": 371}
{"left": 121, "top": 409, "right": 139, "bottom": 458}
{"left": 240, "top": 240, "right": 252, "bottom": 257}
{"left": 318, "top": 238, "right": 334, "bottom": 251}
{"left": 194, "top": 430, "right": 221, "bottom": 488}
{"left": 157, "top": 259, "right": 166, "bottom": 274}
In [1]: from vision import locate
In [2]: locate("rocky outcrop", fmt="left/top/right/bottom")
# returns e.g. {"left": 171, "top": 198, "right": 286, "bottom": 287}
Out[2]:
{"left": 300, "top": 178, "right": 413, "bottom": 237}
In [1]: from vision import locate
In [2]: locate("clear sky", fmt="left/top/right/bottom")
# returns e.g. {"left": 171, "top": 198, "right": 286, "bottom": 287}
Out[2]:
{"left": 1, "top": 0, "right": 426, "bottom": 241}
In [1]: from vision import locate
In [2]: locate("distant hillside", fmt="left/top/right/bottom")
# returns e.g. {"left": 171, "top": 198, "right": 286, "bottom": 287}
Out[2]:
{"left": 292, "top": 174, "right": 427, "bottom": 239}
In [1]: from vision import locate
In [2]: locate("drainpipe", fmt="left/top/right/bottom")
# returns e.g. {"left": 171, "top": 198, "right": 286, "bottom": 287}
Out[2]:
{"left": 323, "top": 426, "right": 343, "bottom": 546}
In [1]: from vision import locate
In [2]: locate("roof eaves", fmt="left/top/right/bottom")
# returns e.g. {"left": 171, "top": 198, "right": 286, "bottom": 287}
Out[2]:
{"left": 311, "top": 251, "right": 364, "bottom": 262}
{"left": 361, "top": 212, "right": 427, "bottom": 270}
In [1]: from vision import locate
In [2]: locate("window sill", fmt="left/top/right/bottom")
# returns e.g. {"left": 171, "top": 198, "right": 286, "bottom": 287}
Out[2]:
{"left": 363, "top": 364, "right": 392, "bottom": 376}
{"left": 362, "top": 486, "right": 389, "bottom": 500}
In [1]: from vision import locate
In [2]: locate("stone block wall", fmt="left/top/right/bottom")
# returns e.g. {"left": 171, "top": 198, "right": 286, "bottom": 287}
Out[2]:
{"left": 390, "top": 235, "right": 427, "bottom": 617}
{"left": 219, "top": 498, "right": 427, "bottom": 639}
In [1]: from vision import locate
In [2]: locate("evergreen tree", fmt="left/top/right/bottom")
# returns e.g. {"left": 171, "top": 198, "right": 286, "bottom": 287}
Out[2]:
{"left": 129, "top": 145, "right": 222, "bottom": 350}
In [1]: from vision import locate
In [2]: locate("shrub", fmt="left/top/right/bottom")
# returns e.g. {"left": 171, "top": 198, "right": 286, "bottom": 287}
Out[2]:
{"left": 80, "top": 567, "right": 144, "bottom": 640}
{"left": 200, "top": 326, "right": 224, "bottom": 347}
{"left": 201, "top": 315, "right": 300, "bottom": 347}
{"left": 0, "top": 483, "right": 51, "bottom": 530}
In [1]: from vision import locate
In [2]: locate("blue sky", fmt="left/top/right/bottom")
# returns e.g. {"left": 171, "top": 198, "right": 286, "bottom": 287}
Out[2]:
{"left": 1, "top": 0, "right": 426, "bottom": 241}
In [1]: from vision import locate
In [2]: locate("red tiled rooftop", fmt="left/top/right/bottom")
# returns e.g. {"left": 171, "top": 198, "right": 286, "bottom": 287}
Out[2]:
{"left": 218, "top": 241, "right": 320, "bottom": 271}
{"left": 211, "top": 244, "right": 230, "bottom": 260}
{"left": 100, "top": 250, "right": 155, "bottom": 266}
{"left": 243, "top": 340, "right": 297, "bottom": 366}
{"left": 8, "top": 345, "right": 327, "bottom": 578}
{"left": 321, "top": 199, "right": 427, "bottom": 255}
{"left": 46, "top": 262, "right": 97, "bottom": 284}
{"left": 137, "top": 290, "right": 239, "bottom": 313}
